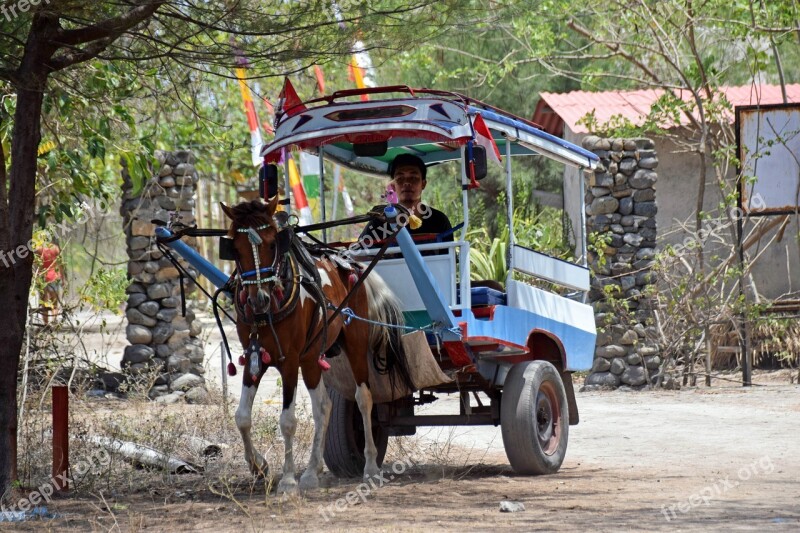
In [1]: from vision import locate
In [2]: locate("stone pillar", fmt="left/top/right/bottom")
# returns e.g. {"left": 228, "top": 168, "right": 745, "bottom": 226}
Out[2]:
{"left": 581, "top": 137, "right": 668, "bottom": 389}
{"left": 120, "top": 150, "right": 208, "bottom": 403}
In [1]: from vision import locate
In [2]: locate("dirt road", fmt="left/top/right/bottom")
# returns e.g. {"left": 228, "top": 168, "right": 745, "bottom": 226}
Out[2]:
{"left": 7, "top": 382, "right": 799, "bottom": 531}
{"left": 10, "top": 312, "right": 799, "bottom": 531}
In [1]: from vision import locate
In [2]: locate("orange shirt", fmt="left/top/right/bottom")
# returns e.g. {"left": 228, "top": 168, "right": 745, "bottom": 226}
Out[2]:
{"left": 38, "top": 245, "right": 61, "bottom": 283}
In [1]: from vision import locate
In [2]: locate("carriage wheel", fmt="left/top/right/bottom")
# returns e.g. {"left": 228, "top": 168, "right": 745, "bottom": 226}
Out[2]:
{"left": 501, "top": 360, "right": 569, "bottom": 475}
{"left": 324, "top": 388, "right": 389, "bottom": 477}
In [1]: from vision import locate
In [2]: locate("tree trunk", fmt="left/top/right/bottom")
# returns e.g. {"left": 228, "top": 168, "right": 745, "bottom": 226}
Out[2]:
{"left": 0, "top": 12, "right": 57, "bottom": 496}
{"left": 0, "top": 82, "right": 46, "bottom": 495}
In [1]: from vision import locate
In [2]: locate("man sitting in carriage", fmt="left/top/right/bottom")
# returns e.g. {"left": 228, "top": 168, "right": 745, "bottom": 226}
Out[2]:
{"left": 360, "top": 153, "right": 454, "bottom": 248}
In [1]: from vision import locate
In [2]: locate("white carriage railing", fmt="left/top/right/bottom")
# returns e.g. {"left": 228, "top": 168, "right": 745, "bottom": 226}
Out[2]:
{"left": 350, "top": 240, "right": 470, "bottom": 312}
{"left": 509, "top": 244, "right": 590, "bottom": 293}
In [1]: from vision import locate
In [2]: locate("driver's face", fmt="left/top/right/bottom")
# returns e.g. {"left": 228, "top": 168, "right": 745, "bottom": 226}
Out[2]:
{"left": 391, "top": 165, "right": 426, "bottom": 207}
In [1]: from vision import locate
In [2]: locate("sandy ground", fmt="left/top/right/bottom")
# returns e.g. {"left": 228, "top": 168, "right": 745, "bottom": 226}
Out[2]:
{"left": 6, "top": 310, "right": 800, "bottom": 532}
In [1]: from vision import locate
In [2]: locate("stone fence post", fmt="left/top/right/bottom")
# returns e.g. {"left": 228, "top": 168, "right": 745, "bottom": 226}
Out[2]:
{"left": 120, "top": 150, "right": 208, "bottom": 403}
{"left": 581, "top": 137, "right": 669, "bottom": 389}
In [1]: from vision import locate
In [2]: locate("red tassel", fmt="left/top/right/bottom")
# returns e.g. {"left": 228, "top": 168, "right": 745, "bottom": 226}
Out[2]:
{"left": 318, "top": 355, "right": 331, "bottom": 372}
{"left": 273, "top": 285, "right": 284, "bottom": 302}
{"left": 239, "top": 289, "right": 247, "bottom": 306}
{"left": 238, "top": 355, "right": 246, "bottom": 366}
{"left": 348, "top": 272, "right": 358, "bottom": 287}
{"left": 227, "top": 362, "right": 237, "bottom": 376}
{"left": 260, "top": 348, "right": 271, "bottom": 365}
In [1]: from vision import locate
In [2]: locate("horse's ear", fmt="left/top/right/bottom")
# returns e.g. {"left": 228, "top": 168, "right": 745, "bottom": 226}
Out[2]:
{"left": 265, "top": 195, "right": 279, "bottom": 217}
{"left": 220, "top": 202, "right": 235, "bottom": 221}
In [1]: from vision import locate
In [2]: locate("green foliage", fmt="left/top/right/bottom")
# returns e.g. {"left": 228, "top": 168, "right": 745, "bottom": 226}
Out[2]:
{"left": 79, "top": 267, "right": 128, "bottom": 314}
{"left": 469, "top": 225, "right": 508, "bottom": 282}
{"left": 468, "top": 207, "right": 574, "bottom": 282}
{"left": 514, "top": 207, "right": 573, "bottom": 259}
{"left": 587, "top": 231, "right": 612, "bottom": 269}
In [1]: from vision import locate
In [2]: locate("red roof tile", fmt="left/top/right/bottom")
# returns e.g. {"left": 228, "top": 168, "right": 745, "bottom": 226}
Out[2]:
{"left": 533, "top": 84, "right": 800, "bottom": 135}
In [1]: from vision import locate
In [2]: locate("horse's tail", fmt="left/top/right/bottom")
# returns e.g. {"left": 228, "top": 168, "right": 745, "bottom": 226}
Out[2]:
{"left": 363, "top": 272, "right": 415, "bottom": 392}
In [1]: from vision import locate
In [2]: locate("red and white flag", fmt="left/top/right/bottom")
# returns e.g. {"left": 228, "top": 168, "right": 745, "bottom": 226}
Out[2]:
{"left": 276, "top": 77, "right": 307, "bottom": 122}
{"left": 473, "top": 113, "right": 502, "bottom": 166}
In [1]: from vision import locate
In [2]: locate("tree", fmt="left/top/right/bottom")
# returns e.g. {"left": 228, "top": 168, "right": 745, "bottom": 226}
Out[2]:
{"left": 507, "top": 0, "right": 800, "bottom": 381}
{"left": 377, "top": 2, "right": 582, "bottom": 240}
{"left": 0, "top": 0, "right": 465, "bottom": 497}
{"left": 391, "top": 0, "right": 800, "bottom": 381}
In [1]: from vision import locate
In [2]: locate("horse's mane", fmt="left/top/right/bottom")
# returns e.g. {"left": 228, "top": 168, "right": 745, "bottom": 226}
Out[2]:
{"left": 227, "top": 200, "right": 277, "bottom": 232}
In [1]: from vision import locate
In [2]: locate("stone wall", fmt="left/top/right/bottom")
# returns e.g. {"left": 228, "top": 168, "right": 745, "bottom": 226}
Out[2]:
{"left": 581, "top": 137, "right": 669, "bottom": 389}
{"left": 120, "top": 150, "right": 208, "bottom": 403}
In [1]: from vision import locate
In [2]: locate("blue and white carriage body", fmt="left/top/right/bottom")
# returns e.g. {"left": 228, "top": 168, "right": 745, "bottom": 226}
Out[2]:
{"left": 261, "top": 89, "right": 599, "bottom": 383}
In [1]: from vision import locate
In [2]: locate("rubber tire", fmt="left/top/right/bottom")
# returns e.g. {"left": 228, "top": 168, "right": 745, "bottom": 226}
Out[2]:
{"left": 501, "top": 360, "right": 569, "bottom": 475}
{"left": 323, "top": 388, "right": 389, "bottom": 477}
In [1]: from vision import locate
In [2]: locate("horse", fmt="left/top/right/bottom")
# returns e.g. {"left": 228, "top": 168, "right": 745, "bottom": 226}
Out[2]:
{"left": 220, "top": 197, "right": 413, "bottom": 494}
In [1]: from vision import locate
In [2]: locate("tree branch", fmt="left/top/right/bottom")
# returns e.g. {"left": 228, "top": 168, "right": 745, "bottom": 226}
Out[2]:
{"left": 54, "top": 1, "right": 165, "bottom": 46}
{"left": 47, "top": 37, "right": 115, "bottom": 71}
{"left": 567, "top": 18, "right": 661, "bottom": 84}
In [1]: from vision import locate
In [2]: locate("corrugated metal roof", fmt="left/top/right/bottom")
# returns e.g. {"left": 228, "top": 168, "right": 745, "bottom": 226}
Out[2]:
{"left": 533, "top": 84, "right": 800, "bottom": 135}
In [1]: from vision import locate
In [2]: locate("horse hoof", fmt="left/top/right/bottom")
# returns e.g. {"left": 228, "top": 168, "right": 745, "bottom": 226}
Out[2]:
{"left": 277, "top": 477, "right": 298, "bottom": 495}
{"left": 299, "top": 471, "right": 320, "bottom": 491}
{"left": 363, "top": 464, "right": 381, "bottom": 480}
{"left": 249, "top": 458, "right": 270, "bottom": 478}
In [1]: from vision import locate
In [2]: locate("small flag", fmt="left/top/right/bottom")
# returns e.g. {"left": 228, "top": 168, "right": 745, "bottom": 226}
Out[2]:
{"left": 287, "top": 155, "right": 314, "bottom": 225}
{"left": 235, "top": 67, "right": 264, "bottom": 167}
{"left": 473, "top": 113, "right": 502, "bottom": 166}
{"left": 348, "top": 41, "right": 376, "bottom": 102}
{"left": 261, "top": 97, "right": 275, "bottom": 136}
{"left": 313, "top": 65, "right": 326, "bottom": 95}
{"left": 300, "top": 151, "right": 321, "bottom": 219}
{"left": 341, "top": 181, "right": 354, "bottom": 217}
{"left": 277, "top": 78, "right": 307, "bottom": 122}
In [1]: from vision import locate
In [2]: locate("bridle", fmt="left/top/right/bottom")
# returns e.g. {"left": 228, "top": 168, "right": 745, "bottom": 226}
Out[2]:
{"left": 235, "top": 224, "right": 280, "bottom": 289}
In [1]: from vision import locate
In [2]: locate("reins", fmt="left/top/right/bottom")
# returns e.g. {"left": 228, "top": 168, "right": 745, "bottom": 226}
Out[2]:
{"left": 155, "top": 209, "right": 403, "bottom": 375}
{"left": 297, "top": 223, "right": 403, "bottom": 364}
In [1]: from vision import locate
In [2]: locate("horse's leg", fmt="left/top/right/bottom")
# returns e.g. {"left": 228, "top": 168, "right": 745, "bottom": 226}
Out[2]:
{"left": 355, "top": 382, "right": 381, "bottom": 478}
{"left": 299, "top": 367, "right": 332, "bottom": 491}
{"left": 235, "top": 381, "right": 269, "bottom": 477}
{"left": 277, "top": 366, "right": 299, "bottom": 495}
{"left": 343, "top": 317, "right": 382, "bottom": 479}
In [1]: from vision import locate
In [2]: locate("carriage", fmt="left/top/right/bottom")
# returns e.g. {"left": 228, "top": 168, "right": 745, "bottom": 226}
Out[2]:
{"left": 157, "top": 85, "right": 598, "bottom": 483}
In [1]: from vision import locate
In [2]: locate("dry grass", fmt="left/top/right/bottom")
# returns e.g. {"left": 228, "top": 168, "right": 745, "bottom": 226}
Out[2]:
{"left": 13, "top": 365, "right": 318, "bottom": 507}
{"left": 9, "top": 313, "right": 496, "bottom": 531}
{"left": 709, "top": 318, "right": 800, "bottom": 370}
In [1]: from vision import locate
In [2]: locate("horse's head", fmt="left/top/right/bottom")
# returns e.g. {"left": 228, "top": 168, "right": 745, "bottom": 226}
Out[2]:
{"left": 220, "top": 197, "right": 282, "bottom": 318}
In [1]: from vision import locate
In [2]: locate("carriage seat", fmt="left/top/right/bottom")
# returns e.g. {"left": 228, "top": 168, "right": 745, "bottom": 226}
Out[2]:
{"left": 470, "top": 286, "right": 507, "bottom": 306}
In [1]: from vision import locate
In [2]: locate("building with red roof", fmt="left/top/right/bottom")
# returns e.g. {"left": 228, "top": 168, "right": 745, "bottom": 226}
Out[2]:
{"left": 533, "top": 84, "right": 800, "bottom": 299}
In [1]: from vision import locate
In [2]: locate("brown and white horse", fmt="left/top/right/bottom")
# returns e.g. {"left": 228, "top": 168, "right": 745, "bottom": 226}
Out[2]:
{"left": 221, "top": 198, "right": 411, "bottom": 494}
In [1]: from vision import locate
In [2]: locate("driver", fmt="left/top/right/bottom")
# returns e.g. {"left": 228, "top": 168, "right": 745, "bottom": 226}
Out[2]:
{"left": 360, "top": 153, "right": 453, "bottom": 244}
